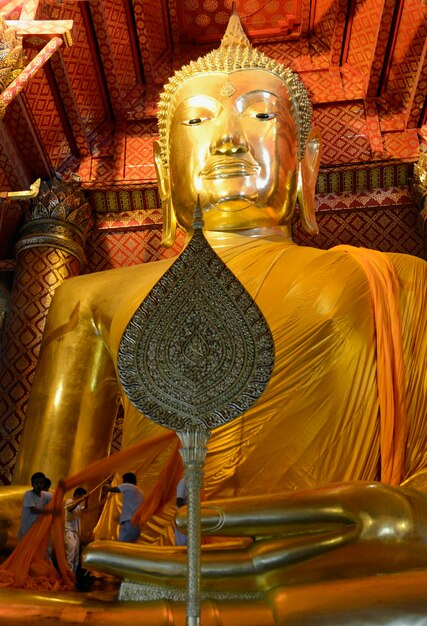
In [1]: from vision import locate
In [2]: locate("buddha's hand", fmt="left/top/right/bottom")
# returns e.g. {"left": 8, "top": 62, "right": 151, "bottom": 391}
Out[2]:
{"left": 83, "top": 481, "right": 427, "bottom": 592}
{"left": 178, "top": 481, "right": 427, "bottom": 583}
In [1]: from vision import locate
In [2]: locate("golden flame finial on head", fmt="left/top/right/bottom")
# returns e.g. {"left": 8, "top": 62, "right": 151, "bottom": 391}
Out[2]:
{"left": 220, "top": 8, "right": 251, "bottom": 48}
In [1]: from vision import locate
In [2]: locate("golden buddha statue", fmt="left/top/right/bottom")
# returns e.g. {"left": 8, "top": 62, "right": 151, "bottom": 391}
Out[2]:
{"left": 4, "top": 10, "right": 427, "bottom": 624}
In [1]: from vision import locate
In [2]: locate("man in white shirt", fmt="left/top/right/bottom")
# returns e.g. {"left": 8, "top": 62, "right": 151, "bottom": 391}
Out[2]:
{"left": 18, "top": 471, "right": 52, "bottom": 540}
{"left": 106, "top": 472, "right": 144, "bottom": 543}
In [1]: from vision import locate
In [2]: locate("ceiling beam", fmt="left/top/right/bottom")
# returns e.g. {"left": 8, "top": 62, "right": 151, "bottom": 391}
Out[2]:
{"left": 84, "top": 0, "right": 125, "bottom": 119}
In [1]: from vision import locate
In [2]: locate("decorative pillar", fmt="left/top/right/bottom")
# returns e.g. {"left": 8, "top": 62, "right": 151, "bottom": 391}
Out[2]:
{"left": 0, "top": 177, "right": 91, "bottom": 485}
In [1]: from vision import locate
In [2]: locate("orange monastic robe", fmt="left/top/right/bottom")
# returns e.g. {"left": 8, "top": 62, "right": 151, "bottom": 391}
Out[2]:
{"left": 108, "top": 236, "right": 426, "bottom": 519}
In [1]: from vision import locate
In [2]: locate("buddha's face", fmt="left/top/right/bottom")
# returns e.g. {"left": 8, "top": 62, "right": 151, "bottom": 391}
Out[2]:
{"left": 167, "top": 69, "right": 299, "bottom": 231}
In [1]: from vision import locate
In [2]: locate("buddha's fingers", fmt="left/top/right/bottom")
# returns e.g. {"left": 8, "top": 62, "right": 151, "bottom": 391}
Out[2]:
{"left": 83, "top": 540, "right": 257, "bottom": 590}
{"left": 82, "top": 526, "right": 358, "bottom": 592}
{"left": 194, "top": 501, "right": 356, "bottom": 538}
{"left": 184, "top": 482, "right": 426, "bottom": 541}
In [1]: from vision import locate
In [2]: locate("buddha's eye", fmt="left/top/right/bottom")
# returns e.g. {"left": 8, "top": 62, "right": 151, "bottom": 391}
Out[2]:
{"left": 255, "top": 112, "right": 276, "bottom": 120}
{"left": 182, "top": 117, "right": 210, "bottom": 126}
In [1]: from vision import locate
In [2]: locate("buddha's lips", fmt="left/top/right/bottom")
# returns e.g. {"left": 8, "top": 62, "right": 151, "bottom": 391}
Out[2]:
{"left": 201, "top": 160, "right": 260, "bottom": 179}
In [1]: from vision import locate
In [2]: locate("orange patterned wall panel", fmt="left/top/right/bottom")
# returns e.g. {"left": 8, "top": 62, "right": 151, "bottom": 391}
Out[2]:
{"left": 103, "top": 0, "right": 138, "bottom": 94}
{"left": 294, "top": 202, "right": 425, "bottom": 259}
{"left": 407, "top": 60, "right": 427, "bottom": 128}
{"left": 0, "top": 161, "right": 17, "bottom": 191}
{"left": 313, "top": 103, "right": 372, "bottom": 164}
{"left": 42, "top": 3, "right": 108, "bottom": 133}
{"left": 0, "top": 118, "right": 31, "bottom": 190}
{"left": 22, "top": 62, "right": 70, "bottom": 169}
{"left": 86, "top": 227, "right": 185, "bottom": 272}
{"left": 84, "top": 193, "right": 425, "bottom": 277}
{"left": 139, "top": 0, "right": 169, "bottom": 62}
{"left": 312, "top": 0, "right": 337, "bottom": 51}
{"left": 5, "top": 98, "right": 51, "bottom": 181}
{"left": 385, "top": 0, "right": 427, "bottom": 118}
{"left": 346, "top": 0, "right": 385, "bottom": 84}
{"left": 132, "top": 0, "right": 169, "bottom": 85}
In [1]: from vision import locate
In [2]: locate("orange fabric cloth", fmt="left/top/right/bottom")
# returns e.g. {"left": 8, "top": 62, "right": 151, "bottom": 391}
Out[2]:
{"left": 335, "top": 246, "right": 407, "bottom": 485}
{"left": 0, "top": 243, "right": 421, "bottom": 590}
{"left": 0, "top": 430, "right": 177, "bottom": 590}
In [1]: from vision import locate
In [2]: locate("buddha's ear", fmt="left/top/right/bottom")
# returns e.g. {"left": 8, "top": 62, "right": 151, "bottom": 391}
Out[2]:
{"left": 297, "top": 128, "right": 322, "bottom": 235}
{"left": 154, "top": 140, "right": 176, "bottom": 248}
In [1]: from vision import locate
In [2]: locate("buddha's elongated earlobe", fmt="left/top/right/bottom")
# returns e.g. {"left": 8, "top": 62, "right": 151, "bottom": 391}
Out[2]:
{"left": 297, "top": 128, "right": 321, "bottom": 235}
{"left": 160, "top": 196, "right": 177, "bottom": 248}
{"left": 154, "top": 140, "right": 176, "bottom": 247}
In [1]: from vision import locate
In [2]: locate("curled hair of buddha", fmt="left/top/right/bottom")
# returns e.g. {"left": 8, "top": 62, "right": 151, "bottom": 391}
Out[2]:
{"left": 157, "top": 11, "right": 313, "bottom": 164}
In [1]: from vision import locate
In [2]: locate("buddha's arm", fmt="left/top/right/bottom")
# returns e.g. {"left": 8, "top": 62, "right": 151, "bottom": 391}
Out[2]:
{"left": 12, "top": 277, "right": 119, "bottom": 485}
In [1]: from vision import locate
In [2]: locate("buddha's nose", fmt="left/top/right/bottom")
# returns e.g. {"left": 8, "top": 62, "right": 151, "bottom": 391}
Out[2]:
{"left": 210, "top": 112, "right": 248, "bottom": 156}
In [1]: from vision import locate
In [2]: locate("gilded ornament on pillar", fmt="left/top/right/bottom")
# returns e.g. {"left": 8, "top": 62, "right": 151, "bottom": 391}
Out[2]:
{"left": 14, "top": 177, "right": 91, "bottom": 268}
{"left": 412, "top": 150, "right": 427, "bottom": 237}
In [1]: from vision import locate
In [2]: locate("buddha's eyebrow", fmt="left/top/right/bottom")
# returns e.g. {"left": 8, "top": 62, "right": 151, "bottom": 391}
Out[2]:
{"left": 175, "top": 95, "right": 220, "bottom": 112}
{"left": 234, "top": 90, "right": 280, "bottom": 112}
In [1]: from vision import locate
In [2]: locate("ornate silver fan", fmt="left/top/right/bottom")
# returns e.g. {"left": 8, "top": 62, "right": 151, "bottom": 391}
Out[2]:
{"left": 118, "top": 203, "right": 275, "bottom": 626}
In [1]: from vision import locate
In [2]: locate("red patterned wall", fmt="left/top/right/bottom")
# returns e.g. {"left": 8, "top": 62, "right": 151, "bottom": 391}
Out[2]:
{"left": 0, "top": 247, "right": 81, "bottom": 484}
{"left": 22, "top": 62, "right": 70, "bottom": 169}
{"left": 384, "top": 0, "right": 427, "bottom": 121}
{"left": 176, "top": 0, "right": 301, "bottom": 44}
{"left": 256, "top": 40, "right": 310, "bottom": 68}
{"left": 83, "top": 176, "right": 425, "bottom": 278}
{"left": 314, "top": 103, "right": 372, "bottom": 164}
{"left": 4, "top": 99, "right": 50, "bottom": 181}
{"left": 42, "top": 3, "right": 108, "bottom": 134}
{"left": 346, "top": 0, "right": 384, "bottom": 86}
{"left": 103, "top": 0, "right": 138, "bottom": 95}
{"left": 86, "top": 226, "right": 185, "bottom": 272}
{"left": 312, "top": 0, "right": 337, "bottom": 53}
{"left": 85, "top": 198, "right": 425, "bottom": 276}
{"left": 139, "top": 0, "right": 169, "bottom": 63}
{"left": 294, "top": 203, "right": 425, "bottom": 259}
{"left": 0, "top": 119, "right": 31, "bottom": 190}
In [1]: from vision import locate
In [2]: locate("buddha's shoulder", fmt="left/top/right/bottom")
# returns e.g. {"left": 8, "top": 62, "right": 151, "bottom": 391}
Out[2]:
{"left": 55, "top": 257, "right": 176, "bottom": 297}
{"left": 48, "top": 258, "right": 176, "bottom": 324}
{"left": 282, "top": 244, "right": 425, "bottom": 280}
{"left": 260, "top": 243, "right": 426, "bottom": 310}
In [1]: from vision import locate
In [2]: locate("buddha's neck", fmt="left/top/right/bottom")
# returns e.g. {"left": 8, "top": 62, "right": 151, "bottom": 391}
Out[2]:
{"left": 201, "top": 225, "right": 294, "bottom": 249}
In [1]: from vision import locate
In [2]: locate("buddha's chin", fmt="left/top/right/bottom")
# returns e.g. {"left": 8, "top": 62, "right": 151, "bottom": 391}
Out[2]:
{"left": 208, "top": 197, "right": 255, "bottom": 213}
{"left": 202, "top": 201, "right": 280, "bottom": 232}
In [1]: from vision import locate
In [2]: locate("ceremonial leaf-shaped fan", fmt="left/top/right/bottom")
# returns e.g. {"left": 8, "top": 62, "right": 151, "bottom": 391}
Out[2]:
{"left": 117, "top": 204, "right": 274, "bottom": 626}
{"left": 118, "top": 212, "right": 274, "bottom": 432}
